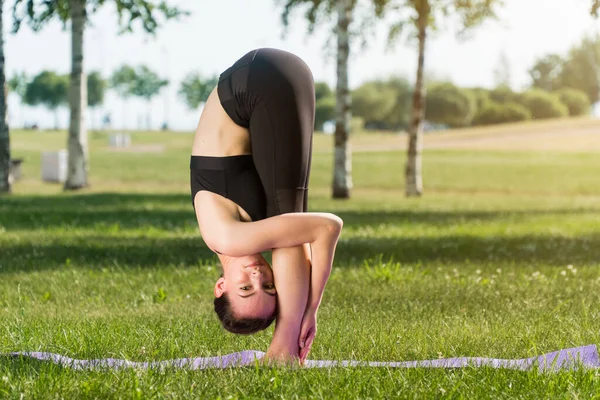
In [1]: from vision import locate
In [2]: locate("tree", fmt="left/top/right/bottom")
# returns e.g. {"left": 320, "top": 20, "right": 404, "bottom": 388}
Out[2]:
{"left": 529, "top": 54, "right": 564, "bottom": 92}
{"left": 352, "top": 80, "right": 398, "bottom": 129}
{"left": 315, "top": 95, "right": 336, "bottom": 131}
{"left": 87, "top": 71, "right": 105, "bottom": 108}
{"left": 24, "top": 71, "right": 68, "bottom": 130}
{"left": 178, "top": 73, "right": 218, "bottom": 109}
{"left": 279, "top": 0, "right": 352, "bottom": 198}
{"left": 315, "top": 82, "right": 333, "bottom": 100}
{"left": 469, "top": 87, "right": 491, "bottom": 111}
{"left": 87, "top": 71, "right": 105, "bottom": 129}
{"left": 12, "top": 1, "right": 187, "bottom": 190}
{"left": 314, "top": 82, "right": 336, "bottom": 130}
{"left": 8, "top": 71, "right": 28, "bottom": 127}
{"left": 130, "top": 65, "right": 168, "bottom": 130}
{"left": 375, "top": 0, "right": 502, "bottom": 197}
{"left": 0, "top": 0, "right": 10, "bottom": 194}
{"left": 383, "top": 77, "right": 413, "bottom": 130}
{"left": 494, "top": 51, "right": 512, "bottom": 88}
{"left": 110, "top": 65, "right": 136, "bottom": 128}
{"left": 559, "top": 35, "right": 600, "bottom": 104}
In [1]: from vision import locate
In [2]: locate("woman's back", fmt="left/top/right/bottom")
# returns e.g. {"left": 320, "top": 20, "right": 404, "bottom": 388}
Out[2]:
{"left": 191, "top": 87, "right": 251, "bottom": 157}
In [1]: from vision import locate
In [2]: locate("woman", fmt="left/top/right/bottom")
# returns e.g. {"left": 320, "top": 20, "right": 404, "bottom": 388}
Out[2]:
{"left": 190, "top": 48, "right": 343, "bottom": 361}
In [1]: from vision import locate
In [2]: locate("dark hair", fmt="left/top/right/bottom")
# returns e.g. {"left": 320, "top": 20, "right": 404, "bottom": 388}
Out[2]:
{"left": 214, "top": 293, "right": 276, "bottom": 335}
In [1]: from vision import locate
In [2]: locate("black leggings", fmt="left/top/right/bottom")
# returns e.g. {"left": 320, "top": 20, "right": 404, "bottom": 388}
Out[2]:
{"left": 217, "top": 48, "right": 315, "bottom": 218}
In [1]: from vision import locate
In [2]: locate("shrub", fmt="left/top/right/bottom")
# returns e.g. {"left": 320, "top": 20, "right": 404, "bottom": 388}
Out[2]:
{"left": 488, "top": 86, "right": 519, "bottom": 104}
{"left": 425, "top": 82, "right": 477, "bottom": 127}
{"left": 315, "top": 96, "right": 336, "bottom": 131}
{"left": 469, "top": 87, "right": 492, "bottom": 111}
{"left": 472, "top": 102, "right": 532, "bottom": 126}
{"left": 517, "top": 89, "right": 569, "bottom": 120}
{"left": 555, "top": 88, "right": 591, "bottom": 116}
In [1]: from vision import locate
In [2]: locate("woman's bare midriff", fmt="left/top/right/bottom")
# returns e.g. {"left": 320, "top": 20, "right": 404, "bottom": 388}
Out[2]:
{"left": 191, "top": 87, "right": 251, "bottom": 157}
{"left": 191, "top": 86, "right": 254, "bottom": 223}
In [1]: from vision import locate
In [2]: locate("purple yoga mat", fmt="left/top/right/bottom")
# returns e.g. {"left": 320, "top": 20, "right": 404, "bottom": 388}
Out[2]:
{"left": 5, "top": 344, "right": 599, "bottom": 372}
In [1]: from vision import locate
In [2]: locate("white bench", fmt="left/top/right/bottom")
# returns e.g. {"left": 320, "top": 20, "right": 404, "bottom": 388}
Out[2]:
{"left": 41, "top": 150, "right": 67, "bottom": 183}
{"left": 109, "top": 133, "right": 131, "bottom": 148}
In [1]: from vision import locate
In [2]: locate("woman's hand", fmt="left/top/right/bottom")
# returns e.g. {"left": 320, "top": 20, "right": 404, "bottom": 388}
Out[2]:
{"left": 299, "top": 308, "right": 317, "bottom": 363}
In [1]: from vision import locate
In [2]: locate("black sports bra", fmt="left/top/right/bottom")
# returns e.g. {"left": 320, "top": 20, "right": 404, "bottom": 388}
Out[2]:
{"left": 190, "top": 155, "right": 266, "bottom": 223}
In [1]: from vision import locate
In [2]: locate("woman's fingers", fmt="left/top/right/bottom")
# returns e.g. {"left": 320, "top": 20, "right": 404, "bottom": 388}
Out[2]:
{"left": 299, "top": 328, "right": 316, "bottom": 361}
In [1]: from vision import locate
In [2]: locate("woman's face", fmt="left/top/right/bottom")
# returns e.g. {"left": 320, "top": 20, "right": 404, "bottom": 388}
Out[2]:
{"left": 214, "top": 254, "right": 277, "bottom": 319}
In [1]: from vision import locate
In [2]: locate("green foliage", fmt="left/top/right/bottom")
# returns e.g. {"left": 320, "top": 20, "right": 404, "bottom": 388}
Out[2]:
{"left": 352, "top": 81, "right": 396, "bottom": 127}
{"left": 315, "top": 81, "right": 333, "bottom": 101}
{"left": 8, "top": 72, "right": 29, "bottom": 99}
{"left": 529, "top": 54, "right": 564, "bottom": 92}
{"left": 488, "top": 86, "right": 519, "bottom": 104}
{"left": 350, "top": 116, "right": 365, "bottom": 132}
{"left": 24, "top": 70, "right": 68, "bottom": 110}
{"left": 472, "top": 102, "right": 531, "bottom": 126}
{"left": 425, "top": 82, "right": 477, "bottom": 127}
{"left": 517, "top": 89, "right": 569, "bottom": 120}
{"left": 592, "top": 0, "right": 600, "bottom": 17}
{"left": 178, "top": 73, "right": 218, "bottom": 110}
{"left": 279, "top": 0, "right": 338, "bottom": 33}
{"left": 378, "top": 0, "right": 503, "bottom": 46}
{"left": 87, "top": 71, "right": 106, "bottom": 108}
{"left": 555, "top": 88, "right": 591, "bottom": 117}
{"left": 384, "top": 77, "right": 413, "bottom": 129}
{"left": 130, "top": 66, "right": 168, "bottom": 102}
{"left": 559, "top": 35, "right": 600, "bottom": 103}
{"left": 11, "top": 0, "right": 188, "bottom": 34}
{"left": 352, "top": 77, "right": 412, "bottom": 130}
{"left": 468, "top": 87, "right": 492, "bottom": 110}
{"left": 110, "top": 65, "right": 137, "bottom": 99}
{"left": 315, "top": 96, "right": 336, "bottom": 131}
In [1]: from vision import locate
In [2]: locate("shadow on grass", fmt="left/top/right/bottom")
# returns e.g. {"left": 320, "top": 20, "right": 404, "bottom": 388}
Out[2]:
{"left": 1, "top": 193, "right": 598, "bottom": 272}
{"left": 1, "top": 232, "right": 598, "bottom": 273}
{"left": 0, "top": 193, "right": 593, "bottom": 231}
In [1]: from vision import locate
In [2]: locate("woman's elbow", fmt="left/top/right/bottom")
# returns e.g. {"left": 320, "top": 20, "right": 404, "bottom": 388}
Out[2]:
{"left": 326, "top": 214, "right": 343, "bottom": 236}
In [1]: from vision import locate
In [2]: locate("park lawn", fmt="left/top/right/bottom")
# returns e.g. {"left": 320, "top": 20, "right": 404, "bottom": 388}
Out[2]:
{"left": 1, "top": 126, "right": 600, "bottom": 398}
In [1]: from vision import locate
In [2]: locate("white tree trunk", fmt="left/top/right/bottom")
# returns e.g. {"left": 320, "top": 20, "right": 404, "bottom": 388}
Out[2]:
{"left": 332, "top": 0, "right": 353, "bottom": 199}
{"left": 405, "top": 3, "right": 428, "bottom": 197}
{"left": 0, "top": 0, "right": 10, "bottom": 194}
{"left": 65, "top": 0, "right": 88, "bottom": 190}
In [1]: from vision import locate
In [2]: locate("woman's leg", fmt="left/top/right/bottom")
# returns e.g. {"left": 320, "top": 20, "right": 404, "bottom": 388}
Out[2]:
{"left": 246, "top": 50, "right": 316, "bottom": 361}
{"left": 247, "top": 48, "right": 315, "bottom": 217}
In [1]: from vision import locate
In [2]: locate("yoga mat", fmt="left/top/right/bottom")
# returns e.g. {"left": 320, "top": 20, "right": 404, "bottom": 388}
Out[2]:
{"left": 5, "top": 345, "right": 599, "bottom": 372}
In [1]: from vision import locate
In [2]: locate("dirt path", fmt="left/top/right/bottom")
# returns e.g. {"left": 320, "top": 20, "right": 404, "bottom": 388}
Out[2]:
{"left": 343, "top": 118, "right": 600, "bottom": 153}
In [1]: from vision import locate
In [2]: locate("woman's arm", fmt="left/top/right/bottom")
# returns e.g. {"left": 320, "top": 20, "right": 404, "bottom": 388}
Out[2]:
{"left": 305, "top": 222, "right": 342, "bottom": 313}
{"left": 264, "top": 244, "right": 311, "bottom": 362}
{"left": 195, "top": 193, "right": 342, "bottom": 256}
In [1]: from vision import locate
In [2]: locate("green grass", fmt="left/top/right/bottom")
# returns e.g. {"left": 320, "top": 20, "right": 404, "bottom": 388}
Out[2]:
{"left": 1, "top": 127, "right": 600, "bottom": 398}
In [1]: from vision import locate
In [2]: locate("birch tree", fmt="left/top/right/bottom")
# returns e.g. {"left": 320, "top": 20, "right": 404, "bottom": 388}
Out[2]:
{"left": 12, "top": 0, "right": 187, "bottom": 190}
{"left": 279, "top": 0, "right": 380, "bottom": 199}
{"left": 374, "top": 0, "right": 502, "bottom": 196}
{"left": 0, "top": 0, "right": 10, "bottom": 194}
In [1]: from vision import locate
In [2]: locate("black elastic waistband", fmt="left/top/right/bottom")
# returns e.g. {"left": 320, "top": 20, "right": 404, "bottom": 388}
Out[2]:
{"left": 190, "top": 155, "right": 254, "bottom": 170}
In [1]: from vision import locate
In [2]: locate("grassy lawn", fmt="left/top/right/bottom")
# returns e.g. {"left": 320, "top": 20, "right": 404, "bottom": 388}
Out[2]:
{"left": 1, "top": 124, "right": 600, "bottom": 398}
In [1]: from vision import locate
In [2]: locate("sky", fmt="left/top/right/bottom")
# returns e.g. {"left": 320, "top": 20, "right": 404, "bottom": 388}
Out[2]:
{"left": 4, "top": 0, "right": 599, "bottom": 131}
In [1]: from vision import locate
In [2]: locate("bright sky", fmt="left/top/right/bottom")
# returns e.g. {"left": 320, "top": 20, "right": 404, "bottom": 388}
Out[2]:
{"left": 4, "top": 0, "right": 599, "bottom": 131}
